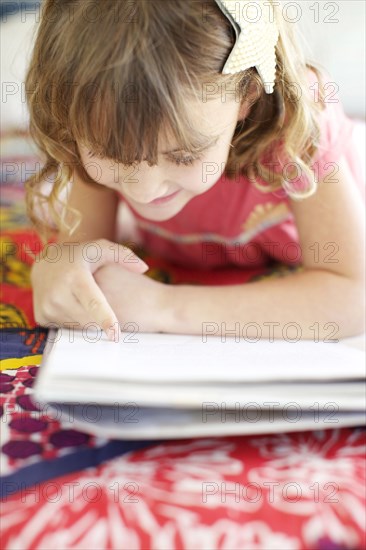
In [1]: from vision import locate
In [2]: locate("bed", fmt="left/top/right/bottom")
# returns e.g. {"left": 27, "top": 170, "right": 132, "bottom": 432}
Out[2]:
{"left": 1, "top": 128, "right": 365, "bottom": 550}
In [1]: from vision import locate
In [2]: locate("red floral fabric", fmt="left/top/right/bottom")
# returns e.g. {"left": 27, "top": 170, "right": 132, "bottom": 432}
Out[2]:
{"left": 1, "top": 131, "right": 365, "bottom": 550}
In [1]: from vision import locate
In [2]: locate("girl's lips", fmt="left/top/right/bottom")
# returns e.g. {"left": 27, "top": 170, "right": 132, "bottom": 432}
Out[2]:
{"left": 148, "top": 189, "right": 181, "bottom": 205}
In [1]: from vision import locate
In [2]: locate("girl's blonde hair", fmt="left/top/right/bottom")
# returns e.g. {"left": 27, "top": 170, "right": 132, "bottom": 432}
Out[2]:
{"left": 25, "top": 0, "right": 325, "bottom": 242}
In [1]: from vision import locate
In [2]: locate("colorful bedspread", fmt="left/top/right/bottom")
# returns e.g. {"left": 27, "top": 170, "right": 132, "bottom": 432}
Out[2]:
{"left": 1, "top": 131, "right": 365, "bottom": 550}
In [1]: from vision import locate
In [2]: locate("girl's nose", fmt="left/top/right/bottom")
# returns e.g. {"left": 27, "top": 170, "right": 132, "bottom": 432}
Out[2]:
{"left": 122, "top": 163, "right": 173, "bottom": 203}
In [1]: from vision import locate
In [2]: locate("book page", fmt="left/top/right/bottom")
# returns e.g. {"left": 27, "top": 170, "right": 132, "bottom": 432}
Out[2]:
{"left": 51, "top": 402, "right": 366, "bottom": 439}
{"left": 41, "top": 328, "right": 366, "bottom": 383}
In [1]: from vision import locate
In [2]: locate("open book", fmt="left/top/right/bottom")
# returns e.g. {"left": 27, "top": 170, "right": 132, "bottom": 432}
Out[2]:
{"left": 33, "top": 328, "right": 366, "bottom": 439}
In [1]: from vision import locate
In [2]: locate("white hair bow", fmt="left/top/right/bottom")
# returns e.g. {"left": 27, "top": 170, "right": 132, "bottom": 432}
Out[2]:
{"left": 214, "top": 0, "right": 279, "bottom": 94}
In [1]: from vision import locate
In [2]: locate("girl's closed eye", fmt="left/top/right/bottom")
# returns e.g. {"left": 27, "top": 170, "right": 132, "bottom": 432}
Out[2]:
{"left": 87, "top": 149, "right": 204, "bottom": 166}
{"left": 87, "top": 150, "right": 104, "bottom": 159}
{"left": 169, "top": 153, "right": 204, "bottom": 166}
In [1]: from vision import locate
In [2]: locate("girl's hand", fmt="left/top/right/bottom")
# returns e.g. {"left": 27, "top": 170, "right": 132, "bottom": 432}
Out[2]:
{"left": 31, "top": 239, "right": 149, "bottom": 341}
{"left": 94, "top": 263, "right": 168, "bottom": 335}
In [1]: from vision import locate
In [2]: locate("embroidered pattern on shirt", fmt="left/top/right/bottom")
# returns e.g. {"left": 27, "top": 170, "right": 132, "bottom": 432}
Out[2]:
{"left": 136, "top": 202, "right": 291, "bottom": 245}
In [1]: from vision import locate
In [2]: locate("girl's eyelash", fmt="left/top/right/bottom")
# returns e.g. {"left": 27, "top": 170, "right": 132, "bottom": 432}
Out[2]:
{"left": 87, "top": 150, "right": 203, "bottom": 165}
{"left": 87, "top": 150, "right": 106, "bottom": 159}
{"left": 171, "top": 153, "right": 203, "bottom": 166}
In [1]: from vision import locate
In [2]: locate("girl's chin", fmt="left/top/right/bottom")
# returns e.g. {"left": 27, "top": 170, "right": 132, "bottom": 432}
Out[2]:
{"left": 125, "top": 199, "right": 185, "bottom": 221}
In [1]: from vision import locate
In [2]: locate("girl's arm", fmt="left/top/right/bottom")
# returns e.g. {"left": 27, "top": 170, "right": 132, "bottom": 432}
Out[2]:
{"left": 32, "top": 171, "right": 149, "bottom": 340}
{"left": 57, "top": 171, "right": 119, "bottom": 244}
{"left": 160, "top": 155, "right": 365, "bottom": 340}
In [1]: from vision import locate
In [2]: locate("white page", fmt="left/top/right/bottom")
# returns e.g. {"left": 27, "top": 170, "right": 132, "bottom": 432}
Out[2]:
{"left": 35, "top": 379, "right": 366, "bottom": 409}
{"left": 41, "top": 328, "right": 366, "bottom": 383}
{"left": 51, "top": 403, "right": 366, "bottom": 439}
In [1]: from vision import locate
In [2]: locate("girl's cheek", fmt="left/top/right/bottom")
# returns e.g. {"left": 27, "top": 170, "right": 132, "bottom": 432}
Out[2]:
{"left": 81, "top": 160, "right": 130, "bottom": 189}
{"left": 191, "top": 159, "right": 226, "bottom": 193}
{"left": 166, "top": 156, "right": 227, "bottom": 194}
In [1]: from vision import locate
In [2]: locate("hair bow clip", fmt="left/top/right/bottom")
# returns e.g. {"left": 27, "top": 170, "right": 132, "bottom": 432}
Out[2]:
{"left": 214, "top": 0, "right": 279, "bottom": 94}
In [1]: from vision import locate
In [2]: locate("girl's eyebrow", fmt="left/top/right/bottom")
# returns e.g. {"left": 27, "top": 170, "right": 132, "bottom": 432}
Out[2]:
{"left": 161, "top": 135, "right": 220, "bottom": 155}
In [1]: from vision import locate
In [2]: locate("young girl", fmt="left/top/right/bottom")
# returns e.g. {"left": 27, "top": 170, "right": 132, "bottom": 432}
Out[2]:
{"left": 25, "top": 0, "right": 365, "bottom": 342}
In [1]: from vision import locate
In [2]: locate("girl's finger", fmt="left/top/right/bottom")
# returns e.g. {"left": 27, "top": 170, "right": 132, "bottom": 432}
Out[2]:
{"left": 88, "top": 239, "right": 149, "bottom": 275}
{"left": 72, "top": 271, "right": 120, "bottom": 341}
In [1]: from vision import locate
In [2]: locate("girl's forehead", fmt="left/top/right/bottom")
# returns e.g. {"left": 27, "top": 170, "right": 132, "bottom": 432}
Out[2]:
{"left": 168, "top": 94, "right": 241, "bottom": 133}
{"left": 192, "top": 92, "right": 240, "bottom": 115}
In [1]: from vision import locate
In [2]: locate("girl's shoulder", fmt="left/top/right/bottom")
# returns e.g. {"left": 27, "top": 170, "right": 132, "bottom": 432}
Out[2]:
{"left": 266, "top": 66, "right": 357, "bottom": 189}
{"left": 303, "top": 68, "right": 363, "bottom": 196}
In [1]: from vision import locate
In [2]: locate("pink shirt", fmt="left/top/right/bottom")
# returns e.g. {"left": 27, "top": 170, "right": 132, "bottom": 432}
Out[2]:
{"left": 118, "top": 81, "right": 364, "bottom": 270}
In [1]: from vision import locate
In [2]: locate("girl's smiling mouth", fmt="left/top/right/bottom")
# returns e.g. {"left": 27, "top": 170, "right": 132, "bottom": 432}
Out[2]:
{"left": 148, "top": 190, "right": 182, "bottom": 205}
